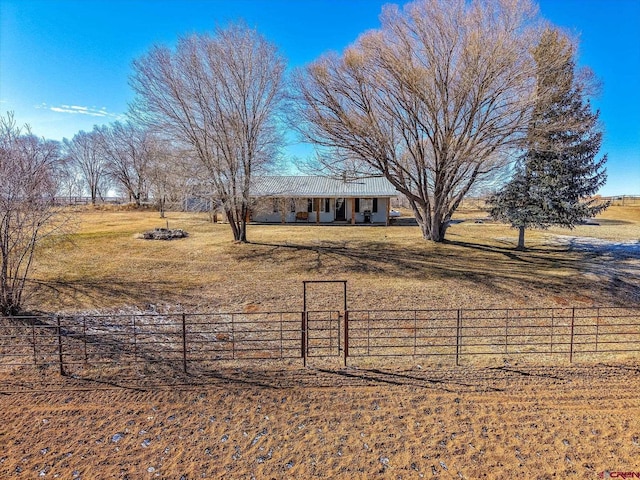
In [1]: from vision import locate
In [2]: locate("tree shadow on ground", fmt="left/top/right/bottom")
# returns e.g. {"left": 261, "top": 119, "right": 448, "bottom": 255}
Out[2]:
{"left": 26, "top": 278, "right": 202, "bottom": 312}
{"left": 241, "top": 238, "right": 639, "bottom": 305}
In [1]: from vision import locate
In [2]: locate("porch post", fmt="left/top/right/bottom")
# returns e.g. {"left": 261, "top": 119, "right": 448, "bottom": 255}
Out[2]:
{"left": 351, "top": 198, "right": 356, "bottom": 225}
{"left": 386, "top": 198, "right": 390, "bottom": 226}
{"left": 315, "top": 198, "right": 320, "bottom": 224}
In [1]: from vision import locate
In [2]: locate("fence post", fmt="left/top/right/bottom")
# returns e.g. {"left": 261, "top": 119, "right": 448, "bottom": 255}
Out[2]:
{"left": 56, "top": 315, "right": 65, "bottom": 376}
{"left": 132, "top": 315, "right": 138, "bottom": 366}
{"left": 301, "top": 311, "right": 307, "bottom": 367}
{"left": 32, "top": 319, "right": 37, "bottom": 366}
{"left": 550, "top": 310, "right": 555, "bottom": 353}
{"left": 231, "top": 314, "right": 236, "bottom": 360}
{"left": 595, "top": 307, "right": 600, "bottom": 353}
{"left": 280, "top": 313, "right": 284, "bottom": 359}
{"left": 505, "top": 310, "right": 509, "bottom": 355}
{"left": 456, "top": 310, "right": 461, "bottom": 366}
{"left": 336, "top": 311, "right": 340, "bottom": 355}
{"left": 182, "top": 313, "right": 188, "bottom": 374}
{"left": 569, "top": 307, "right": 575, "bottom": 363}
{"left": 83, "top": 315, "right": 88, "bottom": 365}
{"left": 344, "top": 310, "right": 349, "bottom": 367}
{"left": 414, "top": 310, "right": 417, "bottom": 356}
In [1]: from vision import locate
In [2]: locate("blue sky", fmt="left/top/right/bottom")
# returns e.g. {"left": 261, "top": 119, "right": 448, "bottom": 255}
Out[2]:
{"left": 1, "top": 0, "right": 638, "bottom": 195}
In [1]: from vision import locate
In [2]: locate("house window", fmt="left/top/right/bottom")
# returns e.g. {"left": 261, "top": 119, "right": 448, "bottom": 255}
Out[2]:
{"left": 355, "top": 198, "right": 360, "bottom": 212}
{"left": 323, "top": 198, "right": 331, "bottom": 213}
{"left": 272, "top": 198, "right": 279, "bottom": 213}
{"left": 307, "top": 198, "right": 313, "bottom": 212}
{"left": 290, "top": 199, "right": 296, "bottom": 213}
{"left": 373, "top": 198, "right": 378, "bottom": 213}
{"left": 361, "top": 198, "right": 373, "bottom": 212}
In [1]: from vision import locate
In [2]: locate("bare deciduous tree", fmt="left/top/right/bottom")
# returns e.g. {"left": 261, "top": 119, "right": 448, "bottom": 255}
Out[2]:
{"left": 63, "top": 128, "right": 108, "bottom": 205}
{"left": 292, "top": 0, "right": 546, "bottom": 242}
{"left": 130, "top": 23, "right": 285, "bottom": 242}
{"left": 0, "top": 112, "right": 66, "bottom": 315}
{"left": 96, "top": 121, "right": 153, "bottom": 206}
{"left": 145, "top": 139, "right": 203, "bottom": 218}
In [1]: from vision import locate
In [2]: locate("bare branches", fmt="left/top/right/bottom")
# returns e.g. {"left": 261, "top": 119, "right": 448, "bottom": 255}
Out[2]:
{"left": 292, "top": 0, "right": 544, "bottom": 241}
{"left": 0, "top": 112, "right": 67, "bottom": 315}
{"left": 94, "top": 122, "right": 153, "bottom": 205}
{"left": 63, "top": 129, "right": 108, "bottom": 205}
{"left": 130, "top": 23, "right": 285, "bottom": 242}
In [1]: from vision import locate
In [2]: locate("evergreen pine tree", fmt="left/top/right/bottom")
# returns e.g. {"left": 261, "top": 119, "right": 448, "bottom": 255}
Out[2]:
{"left": 489, "top": 29, "right": 608, "bottom": 250}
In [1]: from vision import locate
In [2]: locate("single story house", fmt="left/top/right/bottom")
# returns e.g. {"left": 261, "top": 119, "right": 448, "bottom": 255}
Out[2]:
{"left": 250, "top": 175, "right": 398, "bottom": 225}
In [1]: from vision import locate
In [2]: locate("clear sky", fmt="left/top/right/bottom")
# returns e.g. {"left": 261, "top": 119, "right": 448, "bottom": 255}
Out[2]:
{"left": 1, "top": 0, "right": 638, "bottom": 196}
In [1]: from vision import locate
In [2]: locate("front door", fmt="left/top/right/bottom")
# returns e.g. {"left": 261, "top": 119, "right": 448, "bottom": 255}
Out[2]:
{"left": 335, "top": 198, "right": 346, "bottom": 221}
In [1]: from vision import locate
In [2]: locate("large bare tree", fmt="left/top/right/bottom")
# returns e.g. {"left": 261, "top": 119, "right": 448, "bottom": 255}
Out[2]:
{"left": 130, "top": 23, "right": 285, "bottom": 242}
{"left": 292, "top": 0, "right": 546, "bottom": 241}
{"left": 95, "top": 121, "right": 153, "bottom": 206}
{"left": 0, "top": 113, "right": 66, "bottom": 315}
{"left": 63, "top": 128, "right": 108, "bottom": 205}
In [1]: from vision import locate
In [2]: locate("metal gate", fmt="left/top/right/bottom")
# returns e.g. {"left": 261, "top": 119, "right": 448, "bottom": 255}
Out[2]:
{"left": 302, "top": 280, "right": 347, "bottom": 366}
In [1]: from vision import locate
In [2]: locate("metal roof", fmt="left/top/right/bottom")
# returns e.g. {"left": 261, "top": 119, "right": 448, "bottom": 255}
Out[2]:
{"left": 250, "top": 176, "right": 398, "bottom": 198}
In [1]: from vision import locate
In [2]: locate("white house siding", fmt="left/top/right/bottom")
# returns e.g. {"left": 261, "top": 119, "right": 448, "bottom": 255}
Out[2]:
{"left": 249, "top": 176, "right": 398, "bottom": 225}
{"left": 251, "top": 197, "right": 391, "bottom": 224}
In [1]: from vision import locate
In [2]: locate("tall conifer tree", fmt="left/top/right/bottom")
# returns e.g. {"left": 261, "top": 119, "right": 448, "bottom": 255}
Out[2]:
{"left": 489, "top": 29, "right": 608, "bottom": 249}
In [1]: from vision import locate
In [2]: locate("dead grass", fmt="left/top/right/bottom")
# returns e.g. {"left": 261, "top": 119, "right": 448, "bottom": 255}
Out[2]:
{"left": 25, "top": 205, "right": 639, "bottom": 314}
{"left": 3, "top": 205, "right": 639, "bottom": 479}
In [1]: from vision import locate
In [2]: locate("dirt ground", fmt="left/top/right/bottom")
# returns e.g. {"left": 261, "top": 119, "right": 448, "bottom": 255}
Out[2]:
{"left": 1, "top": 363, "right": 639, "bottom": 479}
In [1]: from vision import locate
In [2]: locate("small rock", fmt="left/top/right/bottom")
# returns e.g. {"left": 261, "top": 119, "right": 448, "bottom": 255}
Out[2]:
{"left": 256, "top": 449, "right": 273, "bottom": 463}
{"left": 285, "top": 461, "right": 294, "bottom": 469}
{"left": 111, "top": 433, "right": 124, "bottom": 443}
{"left": 220, "top": 434, "right": 229, "bottom": 443}
{"left": 440, "top": 461, "right": 448, "bottom": 470}
{"left": 380, "top": 456, "right": 389, "bottom": 466}
{"left": 562, "top": 439, "right": 570, "bottom": 446}
{"left": 40, "top": 448, "right": 48, "bottom": 455}
{"left": 142, "top": 439, "right": 151, "bottom": 448}
{"left": 147, "top": 467, "right": 155, "bottom": 473}
{"left": 251, "top": 428, "right": 268, "bottom": 446}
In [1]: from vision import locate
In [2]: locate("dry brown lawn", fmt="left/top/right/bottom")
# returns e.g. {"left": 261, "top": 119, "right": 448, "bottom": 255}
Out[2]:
{"left": 2, "top": 204, "right": 639, "bottom": 479}
{"left": 26, "top": 204, "right": 640, "bottom": 314}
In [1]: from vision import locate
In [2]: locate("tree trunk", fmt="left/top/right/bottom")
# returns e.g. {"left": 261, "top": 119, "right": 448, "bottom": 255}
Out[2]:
{"left": 226, "top": 208, "right": 248, "bottom": 243}
{"left": 517, "top": 226, "right": 526, "bottom": 250}
{"left": 413, "top": 204, "right": 448, "bottom": 242}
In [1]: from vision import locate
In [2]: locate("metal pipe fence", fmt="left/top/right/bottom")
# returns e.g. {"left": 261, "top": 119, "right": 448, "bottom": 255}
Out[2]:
{"left": 0, "top": 306, "right": 638, "bottom": 375}
{"left": 346, "top": 307, "right": 640, "bottom": 365}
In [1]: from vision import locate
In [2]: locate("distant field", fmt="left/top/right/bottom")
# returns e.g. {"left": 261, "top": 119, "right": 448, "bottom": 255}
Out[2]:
{"left": 26, "top": 204, "right": 639, "bottom": 314}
